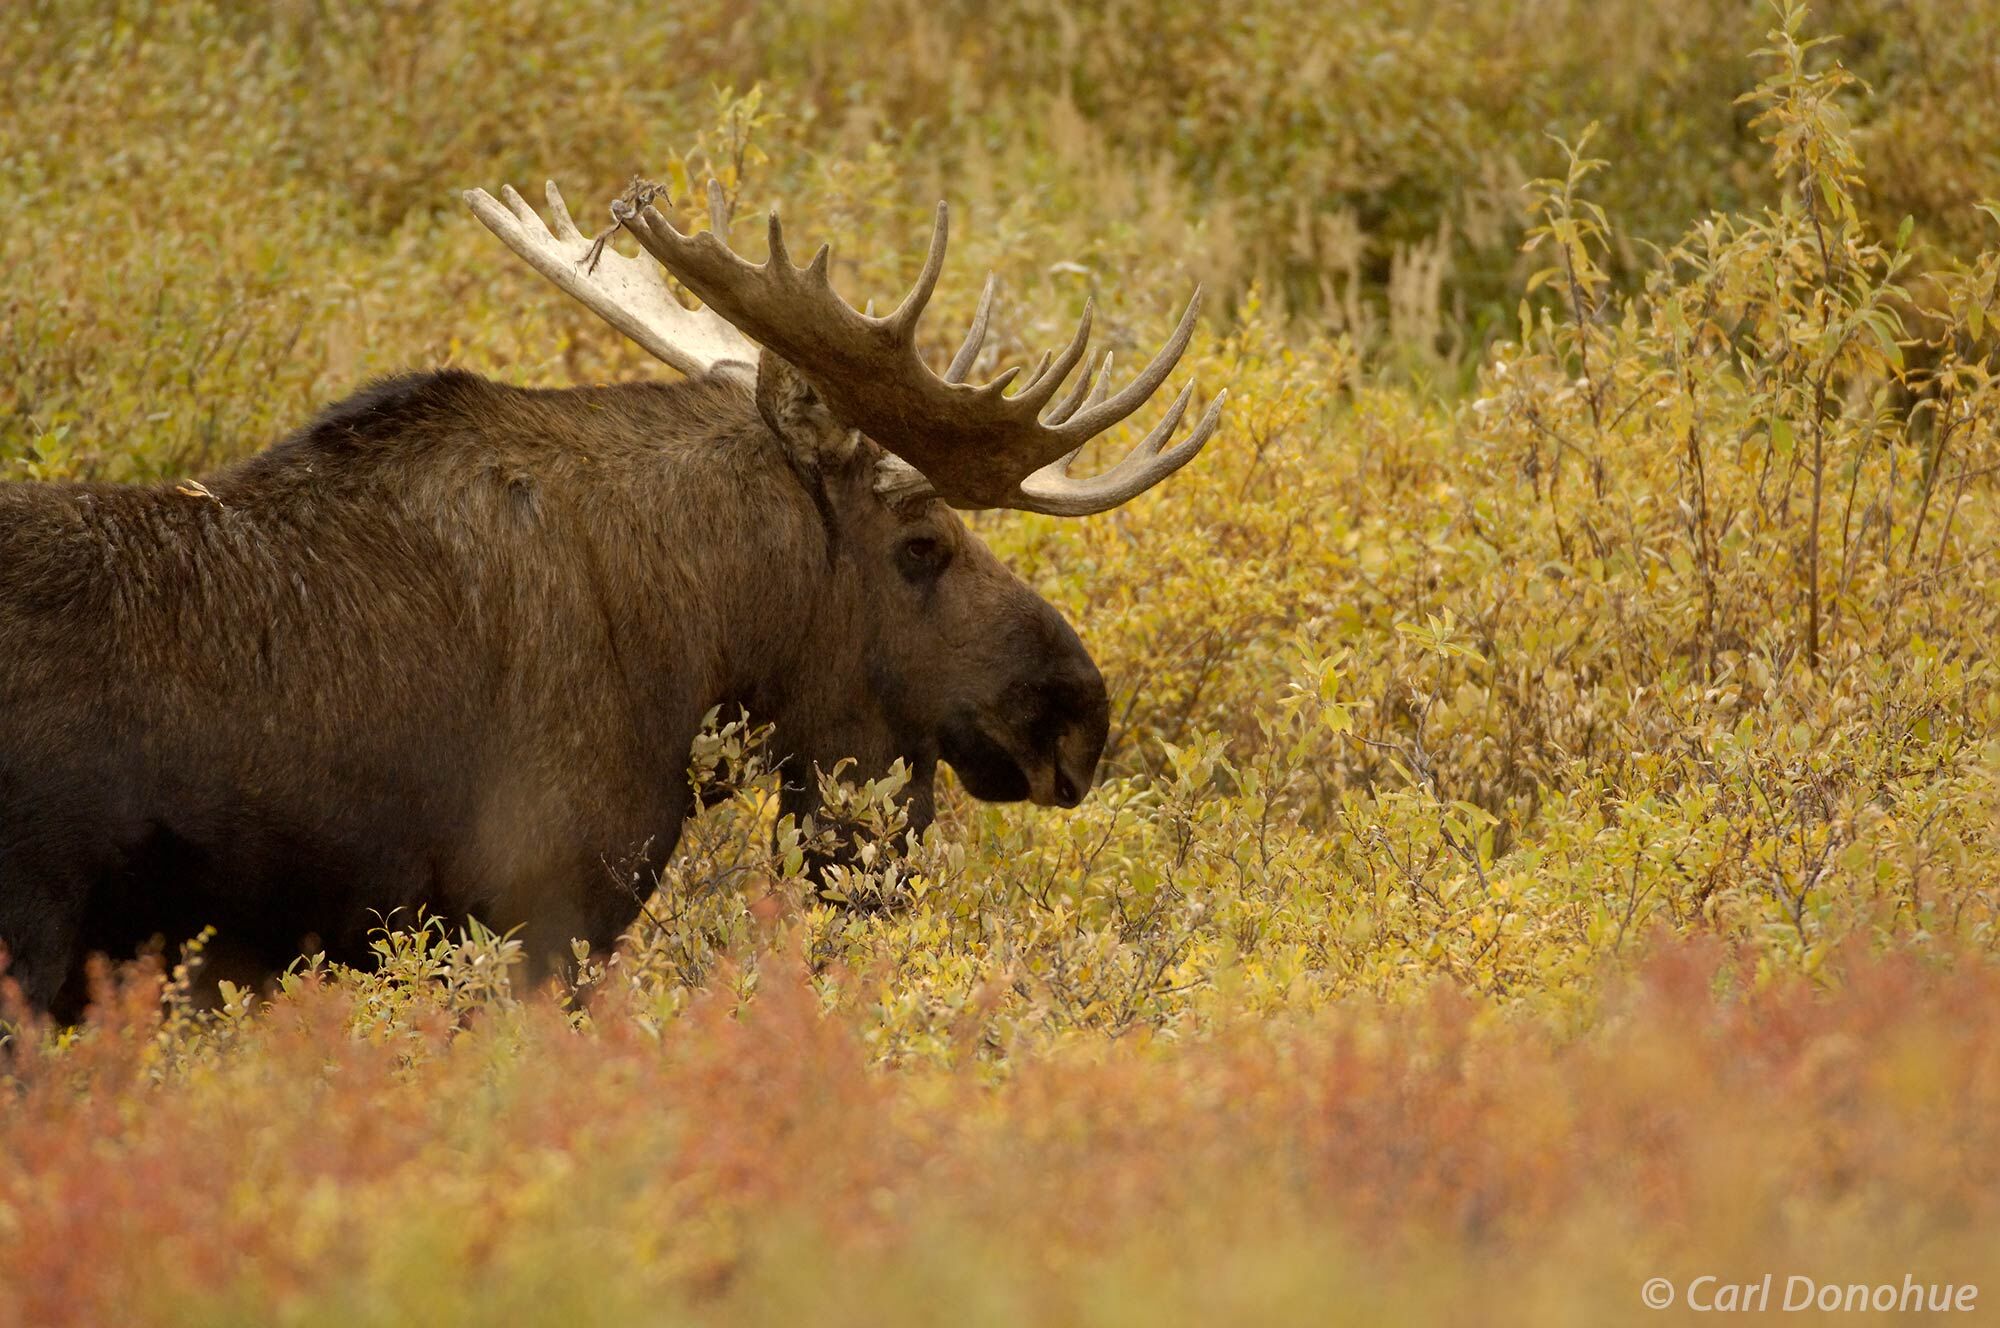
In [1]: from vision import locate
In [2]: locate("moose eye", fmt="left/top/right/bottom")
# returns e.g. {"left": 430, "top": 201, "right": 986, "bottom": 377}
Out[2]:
{"left": 895, "top": 535, "right": 953, "bottom": 583}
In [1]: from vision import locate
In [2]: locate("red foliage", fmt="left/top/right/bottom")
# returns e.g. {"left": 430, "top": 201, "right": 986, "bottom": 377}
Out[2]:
{"left": 2, "top": 939, "right": 1996, "bottom": 1323}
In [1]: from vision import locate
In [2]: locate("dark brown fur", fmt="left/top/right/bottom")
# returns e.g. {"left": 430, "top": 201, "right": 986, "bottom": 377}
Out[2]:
{"left": 0, "top": 361, "right": 1107, "bottom": 1017}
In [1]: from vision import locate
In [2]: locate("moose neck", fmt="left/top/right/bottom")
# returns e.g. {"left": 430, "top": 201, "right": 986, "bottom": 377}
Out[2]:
{"left": 709, "top": 434, "right": 939, "bottom": 835}
{"left": 216, "top": 371, "right": 861, "bottom": 803}
{"left": 483, "top": 374, "right": 922, "bottom": 827}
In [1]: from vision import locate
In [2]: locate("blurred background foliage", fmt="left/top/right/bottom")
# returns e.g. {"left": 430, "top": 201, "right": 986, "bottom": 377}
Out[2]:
{"left": 10, "top": 0, "right": 2000, "bottom": 455}
{"left": 8, "top": 0, "right": 2000, "bottom": 397}
{"left": 7, "top": 1, "right": 2000, "bottom": 1320}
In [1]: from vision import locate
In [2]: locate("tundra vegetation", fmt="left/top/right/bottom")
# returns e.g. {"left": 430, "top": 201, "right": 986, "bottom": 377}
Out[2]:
{"left": 6, "top": 1, "right": 2000, "bottom": 1323}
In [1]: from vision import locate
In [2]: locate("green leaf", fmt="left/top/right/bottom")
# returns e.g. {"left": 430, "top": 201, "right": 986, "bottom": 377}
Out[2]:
{"left": 1771, "top": 418, "right": 1795, "bottom": 456}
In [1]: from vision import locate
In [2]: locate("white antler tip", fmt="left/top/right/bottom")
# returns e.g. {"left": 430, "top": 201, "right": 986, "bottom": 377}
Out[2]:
{"left": 463, "top": 171, "right": 761, "bottom": 380}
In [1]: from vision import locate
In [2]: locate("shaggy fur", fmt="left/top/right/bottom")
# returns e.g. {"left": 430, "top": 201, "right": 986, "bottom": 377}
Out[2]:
{"left": 0, "top": 362, "right": 1107, "bottom": 1017}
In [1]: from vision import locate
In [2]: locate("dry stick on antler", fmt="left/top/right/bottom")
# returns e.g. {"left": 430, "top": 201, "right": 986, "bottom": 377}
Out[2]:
{"left": 466, "top": 178, "right": 1225, "bottom": 515}
{"left": 582, "top": 175, "right": 672, "bottom": 274}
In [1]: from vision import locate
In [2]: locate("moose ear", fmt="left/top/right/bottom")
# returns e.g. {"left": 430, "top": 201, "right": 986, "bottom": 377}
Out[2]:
{"left": 755, "top": 348, "right": 860, "bottom": 471}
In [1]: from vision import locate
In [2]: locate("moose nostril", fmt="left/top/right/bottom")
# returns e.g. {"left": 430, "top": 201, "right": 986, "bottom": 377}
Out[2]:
{"left": 1054, "top": 770, "right": 1079, "bottom": 806}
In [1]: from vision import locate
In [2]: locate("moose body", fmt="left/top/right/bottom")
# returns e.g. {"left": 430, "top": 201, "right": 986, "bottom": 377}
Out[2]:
{"left": 2, "top": 373, "right": 777, "bottom": 1011}
{"left": 0, "top": 178, "right": 1221, "bottom": 1017}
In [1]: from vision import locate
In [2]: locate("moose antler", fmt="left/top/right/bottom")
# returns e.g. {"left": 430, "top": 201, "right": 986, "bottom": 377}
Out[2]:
{"left": 463, "top": 181, "right": 757, "bottom": 378}
{"left": 624, "top": 184, "right": 1223, "bottom": 513}
{"left": 467, "top": 177, "right": 1223, "bottom": 513}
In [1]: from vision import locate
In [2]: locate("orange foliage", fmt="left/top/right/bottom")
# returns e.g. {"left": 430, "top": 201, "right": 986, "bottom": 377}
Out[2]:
{"left": 2, "top": 939, "right": 1996, "bottom": 1324}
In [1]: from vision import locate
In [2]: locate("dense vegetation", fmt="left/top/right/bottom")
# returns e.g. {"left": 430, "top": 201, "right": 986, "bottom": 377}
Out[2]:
{"left": 5, "top": 0, "right": 2000, "bottom": 1321}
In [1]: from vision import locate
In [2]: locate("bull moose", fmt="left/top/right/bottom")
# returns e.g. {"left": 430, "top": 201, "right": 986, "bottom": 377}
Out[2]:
{"left": 0, "top": 178, "right": 1224, "bottom": 1018}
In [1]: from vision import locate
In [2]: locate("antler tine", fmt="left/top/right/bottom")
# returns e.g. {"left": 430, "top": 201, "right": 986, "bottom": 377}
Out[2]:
{"left": 765, "top": 211, "right": 792, "bottom": 270}
{"left": 1018, "top": 387, "right": 1227, "bottom": 516}
{"left": 706, "top": 179, "right": 730, "bottom": 235}
{"left": 1127, "top": 382, "right": 1195, "bottom": 460}
{"left": 1085, "top": 353, "right": 1116, "bottom": 411}
{"left": 1047, "top": 350, "right": 1114, "bottom": 426}
{"left": 1013, "top": 299, "right": 1095, "bottom": 415}
{"left": 1054, "top": 289, "right": 1204, "bottom": 442}
{"left": 978, "top": 364, "right": 1025, "bottom": 397}
{"left": 945, "top": 274, "right": 998, "bottom": 383}
{"left": 882, "top": 201, "right": 949, "bottom": 342}
{"left": 544, "top": 181, "right": 585, "bottom": 242}
{"left": 1015, "top": 350, "right": 1055, "bottom": 399}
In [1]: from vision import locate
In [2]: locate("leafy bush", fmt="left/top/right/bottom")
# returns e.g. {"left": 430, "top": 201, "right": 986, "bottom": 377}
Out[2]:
{"left": 6, "top": 939, "right": 2000, "bottom": 1325}
{"left": 5, "top": 0, "right": 2000, "bottom": 1320}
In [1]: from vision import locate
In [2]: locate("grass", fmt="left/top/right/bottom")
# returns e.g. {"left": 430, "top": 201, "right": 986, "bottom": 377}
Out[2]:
{"left": 5, "top": 0, "right": 2000, "bottom": 1321}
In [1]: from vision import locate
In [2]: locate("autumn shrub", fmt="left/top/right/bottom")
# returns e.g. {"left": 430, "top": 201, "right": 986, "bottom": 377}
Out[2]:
{"left": 5, "top": 0, "right": 2000, "bottom": 1320}
{"left": 4, "top": 938, "right": 2000, "bottom": 1326}
{"left": 9, "top": 0, "right": 2000, "bottom": 387}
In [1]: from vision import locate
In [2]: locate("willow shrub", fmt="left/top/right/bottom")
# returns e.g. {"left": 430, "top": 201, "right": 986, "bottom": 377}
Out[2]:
{"left": 9, "top": 0, "right": 2000, "bottom": 380}
{"left": 5, "top": 2, "right": 2000, "bottom": 1319}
